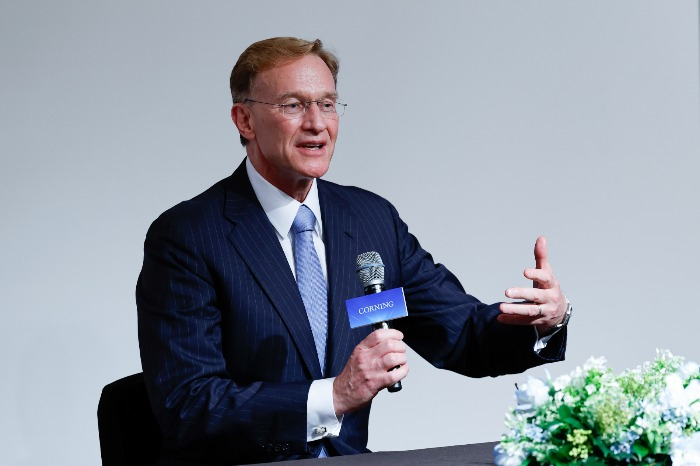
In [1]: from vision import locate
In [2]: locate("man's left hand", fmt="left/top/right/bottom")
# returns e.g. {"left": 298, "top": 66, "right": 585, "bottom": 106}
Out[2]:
{"left": 498, "top": 236, "right": 567, "bottom": 335}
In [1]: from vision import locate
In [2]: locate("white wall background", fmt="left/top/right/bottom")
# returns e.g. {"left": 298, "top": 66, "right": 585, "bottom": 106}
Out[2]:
{"left": 1, "top": 1, "right": 699, "bottom": 464}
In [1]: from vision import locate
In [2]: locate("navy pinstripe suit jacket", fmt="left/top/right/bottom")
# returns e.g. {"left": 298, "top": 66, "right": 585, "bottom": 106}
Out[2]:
{"left": 137, "top": 160, "right": 566, "bottom": 464}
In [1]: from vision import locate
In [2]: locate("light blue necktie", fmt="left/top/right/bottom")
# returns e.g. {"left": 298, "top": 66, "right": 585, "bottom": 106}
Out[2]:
{"left": 292, "top": 205, "right": 328, "bottom": 374}
{"left": 292, "top": 205, "right": 330, "bottom": 458}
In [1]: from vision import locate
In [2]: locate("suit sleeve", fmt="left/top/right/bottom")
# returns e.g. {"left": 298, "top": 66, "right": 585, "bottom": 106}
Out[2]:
{"left": 136, "top": 210, "right": 316, "bottom": 463}
{"left": 385, "top": 202, "right": 566, "bottom": 377}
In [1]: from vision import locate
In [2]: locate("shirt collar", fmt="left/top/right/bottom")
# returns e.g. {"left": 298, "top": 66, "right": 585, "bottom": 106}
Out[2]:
{"left": 245, "top": 157, "right": 323, "bottom": 239}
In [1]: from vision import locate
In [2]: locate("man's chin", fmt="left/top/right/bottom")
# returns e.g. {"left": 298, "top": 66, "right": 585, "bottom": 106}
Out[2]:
{"left": 296, "top": 159, "right": 332, "bottom": 180}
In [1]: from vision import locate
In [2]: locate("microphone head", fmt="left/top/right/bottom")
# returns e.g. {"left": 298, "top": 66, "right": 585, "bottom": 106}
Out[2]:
{"left": 356, "top": 251, "right": 385, "bottom": 287}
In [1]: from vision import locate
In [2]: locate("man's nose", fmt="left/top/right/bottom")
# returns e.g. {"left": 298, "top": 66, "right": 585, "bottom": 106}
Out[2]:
{"left": 301, "top": 102, "right": 327, "bottom": 132}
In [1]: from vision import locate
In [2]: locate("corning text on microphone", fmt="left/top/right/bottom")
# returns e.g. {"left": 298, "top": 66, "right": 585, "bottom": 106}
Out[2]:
{"left": 345, "top": 287, "right": 408, "bottom": 329}
{"left": 358, "top": 301, "right": 394, "bottom": 314}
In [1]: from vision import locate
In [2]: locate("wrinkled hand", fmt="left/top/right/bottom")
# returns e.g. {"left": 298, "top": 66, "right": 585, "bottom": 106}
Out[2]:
{"left": 498, "top": 236, "right": 567, "bottom": 334}
{"left": 333, "top": 328, "right": 408, "bottom": 416}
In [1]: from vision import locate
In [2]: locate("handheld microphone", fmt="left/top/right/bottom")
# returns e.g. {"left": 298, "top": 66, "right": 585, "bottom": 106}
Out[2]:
{"left": 354, "top": 251, "right": 403, "bottom": 393}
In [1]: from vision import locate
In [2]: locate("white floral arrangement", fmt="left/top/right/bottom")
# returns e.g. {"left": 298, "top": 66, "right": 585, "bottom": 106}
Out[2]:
{"left": 494, "top": 350, "right": 700, "bottom": 465}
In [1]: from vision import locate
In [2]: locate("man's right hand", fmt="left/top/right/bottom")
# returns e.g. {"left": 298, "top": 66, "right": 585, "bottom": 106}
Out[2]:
{"left": 332, "top": 328, "right": 409, "bottom": 416}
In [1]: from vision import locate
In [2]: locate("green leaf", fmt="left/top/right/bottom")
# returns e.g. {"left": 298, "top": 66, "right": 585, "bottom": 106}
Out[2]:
{"left": 557, "top": 405, "right": 584, "bottom": 429}
{"left": 591, "top": 436, "right": 610, "bottom": 456}
{"left": 632, "top": 442, "right": 649, "bottom": 459}
{"left": 558, "top": 404, "right": 573, "bottom": 418}
{"left": 550, "top": 445, "right": 573, "bottom": 462}
{"left": 583, "top": 458, "right": 607, "bottom": 466}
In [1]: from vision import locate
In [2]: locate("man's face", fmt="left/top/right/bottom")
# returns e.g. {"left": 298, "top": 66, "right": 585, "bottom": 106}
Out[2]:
{"left": 238, "top": 54, "right": 339, "bottom": 197}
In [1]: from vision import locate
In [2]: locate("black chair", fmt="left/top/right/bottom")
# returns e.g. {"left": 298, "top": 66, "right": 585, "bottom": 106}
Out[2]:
{"left": 98, "top": 373, "right": 162, "bottom": 466}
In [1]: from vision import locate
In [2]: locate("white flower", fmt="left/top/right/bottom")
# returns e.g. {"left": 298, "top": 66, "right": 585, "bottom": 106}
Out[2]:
{"left": 514, "top": 377, "right": 549, "bottom": 414}
{"left": 514, "top": 390, "right": 534, "bottom": 415}
{"left": 583, "top": 356, "right": 607, "bottom": 372}
{"left": 671, "top": 431, "right": 700, "bottom": 465}
{"left": 660, "top": 374, "right": 700, "bottom": 419}
{"left": 526, "top": 377, "right": 550, "bottom": 407}
{"left": 553, "top": 374, "right": 571, "bottom": 391}
{"left": 493, "top": 443, "right": 525, "bottom": 466}
{"left": 661, "top": 374, "right": 687, "bottom": 410}
{"left": 687, "top": 379, "right": 700, "bottom": 415}
{"left": 554, "top": 391, "right": 565, "bottom": 404}
{"left": 679, "top": 361, "right": 700, "bottom": 380}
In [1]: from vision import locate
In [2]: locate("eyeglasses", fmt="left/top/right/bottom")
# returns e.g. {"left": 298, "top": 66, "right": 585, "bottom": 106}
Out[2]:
{"left": 244, "top": 98, "right": 347, "bottom": 118}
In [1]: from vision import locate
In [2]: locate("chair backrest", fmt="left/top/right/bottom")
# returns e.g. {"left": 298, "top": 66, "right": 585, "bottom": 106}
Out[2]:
{"left": 98, "top": 373, "right": 162, "bottom": 466}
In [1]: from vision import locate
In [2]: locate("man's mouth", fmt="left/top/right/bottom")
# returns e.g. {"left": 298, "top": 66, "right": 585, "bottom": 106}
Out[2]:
{"left": 300, "top": 143, "right": 324, "bottom": 150}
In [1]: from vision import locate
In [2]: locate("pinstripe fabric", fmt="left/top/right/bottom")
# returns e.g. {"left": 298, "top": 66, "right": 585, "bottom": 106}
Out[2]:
{"left": 137, "top": 159, "right": 566, "bottom": 464}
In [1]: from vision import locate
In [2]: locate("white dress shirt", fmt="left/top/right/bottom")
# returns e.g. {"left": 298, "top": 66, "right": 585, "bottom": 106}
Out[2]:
{"left": 245, "top": 158, "right": 342, "bottom": 442}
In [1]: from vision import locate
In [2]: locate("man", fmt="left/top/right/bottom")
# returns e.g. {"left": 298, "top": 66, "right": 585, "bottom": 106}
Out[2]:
{"left": 137, "top": 37, "right": 571, "bottom": 465}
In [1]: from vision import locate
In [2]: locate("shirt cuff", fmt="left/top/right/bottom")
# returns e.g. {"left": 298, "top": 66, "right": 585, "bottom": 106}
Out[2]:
{"left": 533, "top": 326, "right": 560, "bottom": 353}
{"left": 307, "top": 378, "right": 343, "bottom": 441}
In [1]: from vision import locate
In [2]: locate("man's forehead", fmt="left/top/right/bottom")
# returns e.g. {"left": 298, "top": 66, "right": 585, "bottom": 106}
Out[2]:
{"left": 253, "top": 55, "right": 336, "bottom": 98}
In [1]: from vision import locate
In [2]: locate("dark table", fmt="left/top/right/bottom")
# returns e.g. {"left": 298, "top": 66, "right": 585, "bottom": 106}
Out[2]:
{"left": 249, "top": 442, "right": 498, "bottom": 466}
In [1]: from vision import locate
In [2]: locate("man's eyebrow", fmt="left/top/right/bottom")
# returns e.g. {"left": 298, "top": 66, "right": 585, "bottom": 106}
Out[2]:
{"left": 278, "top": 91, "right": 339, "bottom": 101}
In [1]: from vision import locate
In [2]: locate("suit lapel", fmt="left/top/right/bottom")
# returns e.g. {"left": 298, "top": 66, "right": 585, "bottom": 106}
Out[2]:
{"left": 318, "top": 180, "right": 365, "bottom": 377}
{"left": 223, "top": 162, "right": 322, "bottom": 379}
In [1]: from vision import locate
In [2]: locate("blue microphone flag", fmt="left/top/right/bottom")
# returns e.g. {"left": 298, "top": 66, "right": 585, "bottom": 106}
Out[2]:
{"left": 345, "top": 287, "right": 408, "bottom": 329}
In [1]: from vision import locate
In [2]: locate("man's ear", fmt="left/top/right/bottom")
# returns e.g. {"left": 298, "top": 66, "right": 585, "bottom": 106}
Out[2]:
{"left": 231, "top": 104, "right": 255, "bottom": 141}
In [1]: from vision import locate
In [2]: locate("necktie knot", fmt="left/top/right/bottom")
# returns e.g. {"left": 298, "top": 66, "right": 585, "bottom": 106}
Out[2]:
{"left": 292, "top": 205, "right": 316, "bottom": 234}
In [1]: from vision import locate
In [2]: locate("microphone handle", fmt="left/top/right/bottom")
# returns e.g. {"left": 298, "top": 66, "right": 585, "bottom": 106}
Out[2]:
{"left": 372, "top": 321, "right": 402, "bottom": 393}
